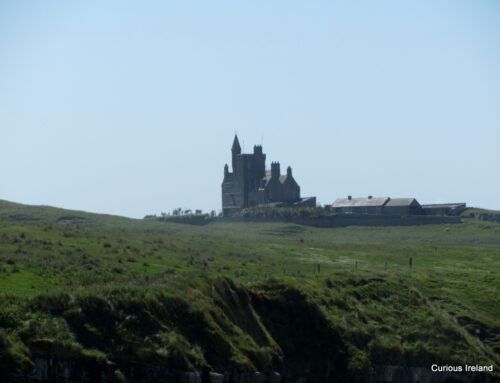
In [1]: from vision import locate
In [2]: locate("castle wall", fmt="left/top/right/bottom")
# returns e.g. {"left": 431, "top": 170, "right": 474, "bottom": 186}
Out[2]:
{"left": 221, "top": 175, "right": 244, "bottom": 209}
{"left": 221, "top": 189, "right": 245, "bottom": 209}
{"left": 247, "top": 190, "right": 266, "bottom": 207}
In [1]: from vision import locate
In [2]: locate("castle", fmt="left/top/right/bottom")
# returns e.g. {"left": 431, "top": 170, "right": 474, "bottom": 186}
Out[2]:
{"left": 221, "top": 135, "right": 314, "bottom": 214}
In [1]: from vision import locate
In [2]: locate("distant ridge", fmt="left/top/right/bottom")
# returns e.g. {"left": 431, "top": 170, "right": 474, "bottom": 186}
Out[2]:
{"left": 0, "top": 199, "right": 135, "bottom": 226}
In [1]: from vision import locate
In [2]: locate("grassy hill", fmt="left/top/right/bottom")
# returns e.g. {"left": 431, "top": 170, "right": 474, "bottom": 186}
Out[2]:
{"left": 0, "top": 200, "right": 499, "bottom": 382}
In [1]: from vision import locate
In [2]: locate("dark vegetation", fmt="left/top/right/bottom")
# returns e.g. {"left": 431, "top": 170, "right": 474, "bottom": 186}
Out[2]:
{"left": 0, "top": 200, "right": 499, "bottom": 381}
{"left": 223, "top": 206, "right": 333, "bottom": 219}
{"left": 144, "top": 206, "right": 332, "bottom": 225}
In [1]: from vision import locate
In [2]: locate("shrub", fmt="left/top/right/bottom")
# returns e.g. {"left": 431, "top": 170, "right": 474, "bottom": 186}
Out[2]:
{"left": 31, "top": 292, "right": 71, "bottom": 314}
{"left": 0, "top": 311, "right": 19, "bottom": 329}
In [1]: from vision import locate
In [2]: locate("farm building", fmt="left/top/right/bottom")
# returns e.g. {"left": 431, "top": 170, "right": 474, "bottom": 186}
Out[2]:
{"left": 384, "top": 198, "right": 421, "bottom": 216}
{"left": 332, "top": 197, "right": 465, "bottom": 216}
{"left": 332, "top": 196, "right": 421, "bottom": 216}
{"left": 421, "top": 203, "right": 466, "bottom": 216}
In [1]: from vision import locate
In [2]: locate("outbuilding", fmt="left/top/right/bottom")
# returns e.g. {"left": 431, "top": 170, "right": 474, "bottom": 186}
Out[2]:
{"left": 421, "top": 203, "right": 466, "bottom": 216}
{"left": 383, "top": 198, "right": 421, "bottom": 216}
{"left": 332, "top": 196, "right": 389, "bottom": 215}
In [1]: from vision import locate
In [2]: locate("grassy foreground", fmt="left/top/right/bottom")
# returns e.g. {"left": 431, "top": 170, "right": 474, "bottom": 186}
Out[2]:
{"left": 0, "top": 200, "right": 499, "bottom": 381}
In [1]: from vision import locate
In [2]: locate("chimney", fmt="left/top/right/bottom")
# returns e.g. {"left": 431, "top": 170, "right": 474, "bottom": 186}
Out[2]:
{"left": 253, "top": 145, "right": 263, "bottom": 155}
{"left": 348, "top": 195, "right": 352, "bottom": 200}
{"left": 271, "top": 162, "right": 280, "bottom": 178}
{"left": 287, "top": 166, "right": 292, "bottom": 177}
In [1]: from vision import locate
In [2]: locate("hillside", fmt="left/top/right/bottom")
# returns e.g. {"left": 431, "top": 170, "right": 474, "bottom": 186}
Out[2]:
{"left": 0, "top": 200, "right": 499, "bottom": 382}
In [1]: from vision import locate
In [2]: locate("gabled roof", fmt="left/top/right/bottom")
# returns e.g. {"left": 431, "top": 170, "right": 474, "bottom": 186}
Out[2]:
{"left": 332, "top": 197, "right": 389, "bottom": 208}
{"left": 385, "top": 198, "right": 420, "bottom": 207}
{"left": 279, "top": 175, "right": 288, "bottom": 183}
{"left": 261, "top": 173, "right": 291, "bottom": 187}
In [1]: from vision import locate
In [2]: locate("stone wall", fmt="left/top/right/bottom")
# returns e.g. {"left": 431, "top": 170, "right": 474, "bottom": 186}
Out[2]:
{"left": 466, "top": 213, "right": 500, "bottom": 224}
{"left": 155, "top": 214, "right": 461, "bottom": 227}
{"left": 217, "top": 214, "right": 461, "bottom": 228}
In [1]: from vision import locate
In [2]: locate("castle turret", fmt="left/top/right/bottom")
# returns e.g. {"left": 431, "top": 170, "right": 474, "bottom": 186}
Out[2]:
{"left": 224, "top": 164, "right": 229, "bottom": 177}
{"left": 287, "top": 166, "right": 292, "bottom": 177}
{"left": 271, "top": 162, "right": 280, "bottom": 178}
{"left": 253, "top": 145, "right": 263, "bottom": 155}
{"left": 231, "top": 134, "right": 241, "bottom": 172}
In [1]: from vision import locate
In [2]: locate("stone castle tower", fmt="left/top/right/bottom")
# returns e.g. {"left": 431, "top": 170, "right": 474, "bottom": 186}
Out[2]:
{"left": 221, "top": 135, "right": 302, "bottom": 213}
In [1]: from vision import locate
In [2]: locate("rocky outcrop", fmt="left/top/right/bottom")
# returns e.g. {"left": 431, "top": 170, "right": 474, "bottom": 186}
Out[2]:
{"left": 4, "top": 359, "right": 285, "bottom": 383}
{"left": 7, "top": 361, "right": 500, "bottom": 383}
{"left": 369, "top": 365, "right": 497, "bottom": 383}
{"left": 6, "top": 357, "right": 113, "bottom": 382}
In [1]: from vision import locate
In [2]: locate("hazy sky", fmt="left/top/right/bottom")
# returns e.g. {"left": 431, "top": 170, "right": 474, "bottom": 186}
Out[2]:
{"left": 1, "top": 1, "right": 499, "bottom": 218}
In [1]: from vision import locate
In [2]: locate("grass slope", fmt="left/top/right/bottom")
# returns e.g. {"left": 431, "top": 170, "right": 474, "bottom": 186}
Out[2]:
{"left": 0, "top": 200, "right": 499, "bottom": 381}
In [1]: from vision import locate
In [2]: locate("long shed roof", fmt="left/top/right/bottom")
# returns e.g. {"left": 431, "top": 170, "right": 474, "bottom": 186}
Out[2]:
{"left": 332, "top": 197, "right": 389, "bottom": 208}
{"left": 421, "top": 203, "right": 466, "bottom": 209}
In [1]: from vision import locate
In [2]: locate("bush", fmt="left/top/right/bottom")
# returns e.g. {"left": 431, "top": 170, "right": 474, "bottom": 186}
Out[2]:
{"left": 31, "top": 292, "right": 71, "bottom": 314}
{"left": 368, "top": 336, "right": 404, "bottom": 364}
{"left": 0, "top": 311, "right": 19, "bottom": 329}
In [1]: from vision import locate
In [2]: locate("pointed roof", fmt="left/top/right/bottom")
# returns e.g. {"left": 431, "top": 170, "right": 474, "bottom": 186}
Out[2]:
{"left": 231, "top": 134, "right": 241, "bottom": 152}
{"left": 385, "top": 198, "right": 420, "bottom": 207}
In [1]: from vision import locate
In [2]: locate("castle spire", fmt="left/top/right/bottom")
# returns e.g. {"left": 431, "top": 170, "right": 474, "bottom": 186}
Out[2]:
{"left": 231, "top": 134, "right": 241, "bottom": 154}
{"left": 231, "top": 134, "right": 241, "bottom": 173}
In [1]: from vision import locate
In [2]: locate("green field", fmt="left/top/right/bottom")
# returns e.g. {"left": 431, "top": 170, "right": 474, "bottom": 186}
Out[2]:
{"left": 0, "top": 199, "right": 499, "bottom": 381}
